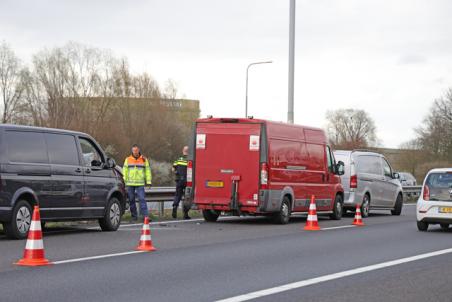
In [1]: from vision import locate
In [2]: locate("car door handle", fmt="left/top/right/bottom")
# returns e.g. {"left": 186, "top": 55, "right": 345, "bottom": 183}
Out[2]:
{"left": 75, "top": 168, "right": 82, "bottom": 173}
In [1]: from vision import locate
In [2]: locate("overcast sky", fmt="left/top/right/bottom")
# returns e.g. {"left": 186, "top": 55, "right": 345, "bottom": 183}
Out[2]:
{"left": 1, "top": 0, "right": 451, "bottom": 147}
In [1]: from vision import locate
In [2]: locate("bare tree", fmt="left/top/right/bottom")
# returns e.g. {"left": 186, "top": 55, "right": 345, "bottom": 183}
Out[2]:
{"left": 326, "top": 109, "right": 378, "bottom": 149}
{"left": 0, "top": 42, "right": 24, "bottom": 123}
{"left": 416, "top": 89, "right": 452, "bottom": 161}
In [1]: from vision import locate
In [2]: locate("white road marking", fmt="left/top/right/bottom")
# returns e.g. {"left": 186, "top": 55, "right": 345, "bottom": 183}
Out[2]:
{"left": 53, "top": 251, "right": 145, "bottom": 265}
{"left": 321, "top": 225, "right": 356, "bottom": 231}
{"left": 215, "top": 247, "right": 452, "bottom": 302}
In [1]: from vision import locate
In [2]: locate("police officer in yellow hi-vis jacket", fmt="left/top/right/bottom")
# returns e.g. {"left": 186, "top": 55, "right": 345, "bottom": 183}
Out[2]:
{"left": 123, "top": 144, "right": 152, "bottom": 221}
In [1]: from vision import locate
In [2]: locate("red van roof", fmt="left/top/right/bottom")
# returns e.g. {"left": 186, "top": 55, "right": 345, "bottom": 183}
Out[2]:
{"left": 196, "top": 117, "right": 326, "bottom": 144}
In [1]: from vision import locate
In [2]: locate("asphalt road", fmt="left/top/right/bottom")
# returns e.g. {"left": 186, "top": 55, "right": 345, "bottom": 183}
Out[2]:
{"left": 1, "top": 204, "right": 452, "bottom": 302}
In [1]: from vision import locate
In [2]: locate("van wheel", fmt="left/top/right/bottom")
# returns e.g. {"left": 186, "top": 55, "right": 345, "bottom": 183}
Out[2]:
{"left": 99, "top": 197, "right": 122, "bottom": 231}
{"left": 4, "top": 200, "right": 32, "bottom": 240}
{"left": 202, "top": 210, "right": 220, "bottom": 222}
{"left": 273, "top": 197, "right": 291, "bottom": 224}
{"left": 361, "top": 194, "right": 370, "bottom": 218}
{"left": 329, "top": 195, "right": 343, "bottom": 220}
{"left": 417, "top": 221, "right": 428, "bottom": 231}
{"left": 391, "top": 194, "right": 403, "bottom": 216}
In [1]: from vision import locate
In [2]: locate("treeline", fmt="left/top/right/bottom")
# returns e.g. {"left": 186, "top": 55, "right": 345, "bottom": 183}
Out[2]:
{"left": 397, "top": 89, "right": 452, "bottom": 179}
{"left": 0, "top": 41, "right": 199, "bottom": 185}
{"left": 325, "top": 90, "right": 452, "bottom": 181}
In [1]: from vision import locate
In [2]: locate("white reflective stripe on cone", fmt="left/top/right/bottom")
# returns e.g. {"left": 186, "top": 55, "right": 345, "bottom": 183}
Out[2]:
{"left": 142, "top": 224, "right": 150, "bottom": 230}
{"left": 29, "top": 220, "right": 41, "bottom": 231}
{"left": 307, "top": 215, "right": 317, "bottom": 221}
{"left": 25, "top": 239, "right": 44, "bottom": 250}
{"left": 140, "top": 235, "right": 151, "bottom": 241}
{"left": 309, "top": 204, "right": 316, "bottom": 210}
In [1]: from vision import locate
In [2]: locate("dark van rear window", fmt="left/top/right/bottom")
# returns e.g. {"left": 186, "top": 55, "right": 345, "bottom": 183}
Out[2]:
{"left": 6, "top": 131, "right": 48, "bottom": 164}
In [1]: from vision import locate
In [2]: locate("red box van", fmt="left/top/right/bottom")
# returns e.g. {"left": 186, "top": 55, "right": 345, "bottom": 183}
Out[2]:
{"left": 184, "top": 117, "right": 345, "bottom": 224}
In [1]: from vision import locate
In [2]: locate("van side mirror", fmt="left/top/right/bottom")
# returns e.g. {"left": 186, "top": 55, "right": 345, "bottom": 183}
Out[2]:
{"left": 393, "top": 172, "right": 400, "bottom": 179}
{"left": 106, "top": 158, "right": 116, "bottom": 169}
{"left": 336, "top": 161, "right": 345, "bottom": 176}
{"left": 91, "top": 159, "right": 103, "bottom": 167}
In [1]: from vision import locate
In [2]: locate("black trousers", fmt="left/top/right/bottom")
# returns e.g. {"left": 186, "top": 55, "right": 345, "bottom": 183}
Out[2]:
{"left": 172, "top": 181, "right": 186, "bottom": 210}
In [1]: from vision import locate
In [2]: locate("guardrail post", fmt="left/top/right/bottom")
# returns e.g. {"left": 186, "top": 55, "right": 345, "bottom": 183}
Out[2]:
{"left": 159, "top": 202, "right": 165, "bottom": 218}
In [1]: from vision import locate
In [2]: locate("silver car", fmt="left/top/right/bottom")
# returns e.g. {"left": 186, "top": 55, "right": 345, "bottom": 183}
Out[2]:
{"left": 333, "top": 150, "right": 404, "bottom": 217}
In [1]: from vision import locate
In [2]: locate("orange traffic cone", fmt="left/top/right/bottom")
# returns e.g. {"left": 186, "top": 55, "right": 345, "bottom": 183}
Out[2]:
{"left": 15, "top": 205, "right": 52, "bottom": 266}
{"left": 352, "top": 203, "right": 365, "bottom": 226}
{"left": 136, "top": 217, "right": 156, "bottom": 252}
{"left": 304, "top": 195, "right": 321, "bottom": 231}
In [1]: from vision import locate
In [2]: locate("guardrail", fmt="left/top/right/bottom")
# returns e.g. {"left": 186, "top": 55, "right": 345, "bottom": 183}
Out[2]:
{"left": 144, "top": 186, "right": 176, "bottom": 217}
{"left": 402, "top": 185, "right": 422, "bottom": 199}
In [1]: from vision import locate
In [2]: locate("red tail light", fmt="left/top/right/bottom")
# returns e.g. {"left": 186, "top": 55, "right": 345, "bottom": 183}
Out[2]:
{"left": 187, "top": 160, "right": 193, "bottom": 187}
{"left": 423, "top": 185, "right": 430, "bottom": 201}
{"left": 260, "top": 163, "right": 269, "bottom": 189}
{"left": 350, "top": 175, "right": 358, "bottom": 189}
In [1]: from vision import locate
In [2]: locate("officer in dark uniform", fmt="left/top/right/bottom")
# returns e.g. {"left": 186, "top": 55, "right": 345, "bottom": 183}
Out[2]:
{"left": 172, "top": 146, "right": 190, "bottom": 219}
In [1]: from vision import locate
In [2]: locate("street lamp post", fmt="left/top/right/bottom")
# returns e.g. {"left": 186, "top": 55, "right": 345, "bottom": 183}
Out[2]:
{"left": 288, "top": 0, "right": 296, "bottom": 124}
{"left": 245, "top": 61, "right": 272, "bottom": 118}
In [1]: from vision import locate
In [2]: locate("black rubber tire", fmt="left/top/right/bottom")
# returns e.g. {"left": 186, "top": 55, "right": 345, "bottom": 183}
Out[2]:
{"left": 417, "top": 221, "right": 428, "bottom": 231}
{"left": 273, "top": 196, "right": 291, "bottom": 225}
{"left": 4, "top": 200, "right": 32, "bottom": 240}
{"left": 202, "top": 209, "right": 220, "bottom": 222}
{"left": 361, "top": 194, "right": 370, "bottom": 218}
{"left": 440, "top": 223, "right": 450, "bottom": 230}
{"left": 99, "top": 197, "right": 122, "bottom": 232}
{"left": 391, "top": 194, "right": 403, "bottom": 216}
{"left": 329, "top": 194, "right": 343, "bottom": 220}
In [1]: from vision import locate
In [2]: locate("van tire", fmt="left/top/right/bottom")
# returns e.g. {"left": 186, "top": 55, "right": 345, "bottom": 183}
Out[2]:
{"left": 273, "top": 196, "right": 291, "bottom": 224}
{"left": 4, "top": 200, "right": 32, "bottom": 240}
{"left": 417, "top": 221, "right": 428, "bottom": 231}
{"left": 361, "top": 194, "right": 370, "bottom": 218}
{"left": 202, "top": 210, "right": 220, "bottom": 222}
{"left": 99, "top": 197, "right": 122, "bottom": 232}
{"left": 329, "top": 194, "right": 343, "bottom": 220}
{"left": 391, "top": 194, "right": 403, "bottom": 216}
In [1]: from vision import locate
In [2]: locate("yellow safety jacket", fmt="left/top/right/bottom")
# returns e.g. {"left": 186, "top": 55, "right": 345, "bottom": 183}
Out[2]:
{"left": 123, "top": 155, "right": 152, "bottom": 186}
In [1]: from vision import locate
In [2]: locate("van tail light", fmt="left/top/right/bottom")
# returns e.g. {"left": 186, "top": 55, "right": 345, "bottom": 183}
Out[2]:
{"left": 423, "top": 185, "right": 430, "bottom": 201}
{"left": 187, "top": 160, "right": 193, "bottom": 187}
{"left": 350, "top": 175, "right": 358, "bottom": 189}
{"left": 260, "top": 163, "right": 269, "bottom": 189}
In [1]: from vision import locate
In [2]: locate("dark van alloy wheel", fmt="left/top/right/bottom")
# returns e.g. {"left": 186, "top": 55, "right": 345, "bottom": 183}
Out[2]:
{"left": 99, "top": 197, "right": 122, "bottom": 231}
{"left": 4, "top": 200, "right": 32, "bottom": 239}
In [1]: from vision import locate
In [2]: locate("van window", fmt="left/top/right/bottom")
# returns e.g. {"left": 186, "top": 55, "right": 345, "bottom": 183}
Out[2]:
{"left": 326, "top": 146, "right": 334, "bottom": 172}
{"left": 79, "top": 137, "right": 103, "bottom": 167}
{"left": 356, "top": 155, "right": 382, "bottom": 175}
{"left": 45, "top": 133, "right": 80, "bottom": 166}
{"left": 306, "top": 144, "right": 325, "bottom": 171}
{"left": 6, "top": 131, "right": 48, "bottom": 164}
{"left": 269, "top": 140, "right": 309, "bottom": 169}
{"left": 382, "top": 159, "right": 392, "bottom": 177}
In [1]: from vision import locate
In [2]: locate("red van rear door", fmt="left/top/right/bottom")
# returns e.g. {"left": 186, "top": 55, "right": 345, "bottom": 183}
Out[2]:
{"left": 194, "top": 122, "right": 261, "bottom": 208}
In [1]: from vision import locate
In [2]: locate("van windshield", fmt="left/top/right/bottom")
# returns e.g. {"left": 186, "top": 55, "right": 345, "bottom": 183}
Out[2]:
{"left": 426, "top": 173, "right": 452, "bottom": 201}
